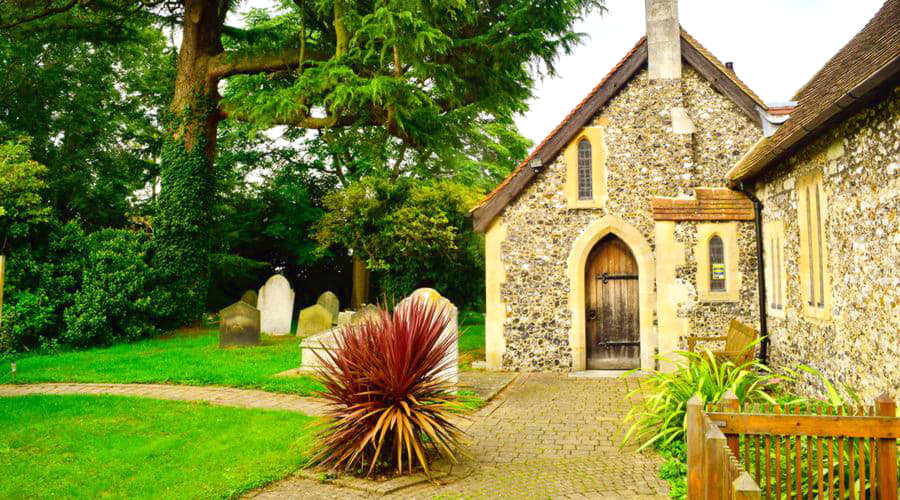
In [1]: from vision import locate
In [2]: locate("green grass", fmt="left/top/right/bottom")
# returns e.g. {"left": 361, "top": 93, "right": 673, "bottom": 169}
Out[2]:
{"left": 0, "top": 394, "right": 317, "bottom": 499}
{"left": 0, "top": 311, "right": 486, "bottom": 393}
{"left": 0, "top": 329, "right": 321, "bottom": 395}
{"left": 458, "top": 311, "right": 485, "bottom": 368}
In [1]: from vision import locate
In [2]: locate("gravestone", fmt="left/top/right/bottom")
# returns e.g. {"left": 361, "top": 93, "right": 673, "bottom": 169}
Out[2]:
{"left": 316, "top": 291, "right": 340, "bottom": 324}
{"left": 350, "top": 304, "right": 380, "bottom": 325}
{"left": 396, "top": 288, "right": 459, "bottom": 385}
{"left": 297, "top": 304, "right": 333, "bottom": 337}
{"left": 219, "top": 301, "right": 260, "bottom": 347}
{"left": 257, "top": 274, "right": 294, "bottom": 335}
{"left": 300, "top": 327, "right": 346, "bottom": 372}
{"left": 337, "top": 311, "right": 354, "bottom": 326}
{"left": 240, "top": 290, "right": 258, "bottom": 307}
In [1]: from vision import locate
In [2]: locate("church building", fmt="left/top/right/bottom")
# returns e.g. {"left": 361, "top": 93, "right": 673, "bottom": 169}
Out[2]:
{"left": 473, "top": 0, "right": 899, "bottom": 400}
{"left": 472, "top": 0, "right": 768, "bottom": 372}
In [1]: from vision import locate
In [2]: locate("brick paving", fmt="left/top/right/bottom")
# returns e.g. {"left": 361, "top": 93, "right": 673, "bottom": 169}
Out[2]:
{"left": 0, "top": 382, "right": 328, "bottom": 416}
{"left": 251, "top": 373, "right": 668, "bottom": 499}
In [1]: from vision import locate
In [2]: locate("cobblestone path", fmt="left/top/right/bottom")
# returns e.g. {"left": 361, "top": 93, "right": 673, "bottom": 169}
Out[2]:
{"left": 0, "top": 382, "right": 328, "bottom": 416}
{"left": 252, "top": 373, "right": 668, "bottom": 499}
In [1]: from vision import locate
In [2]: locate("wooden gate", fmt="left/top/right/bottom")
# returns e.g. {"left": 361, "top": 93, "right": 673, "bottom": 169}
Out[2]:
{"left": 585, "top": 234, "right": 640, "bottom": 370}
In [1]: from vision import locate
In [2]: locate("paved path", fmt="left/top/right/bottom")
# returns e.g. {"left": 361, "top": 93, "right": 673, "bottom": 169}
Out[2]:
{"left": 251, "top": 373, "right": 668, "bottom": 499}
{"left": 0, "top": 383, "right": 328, "bottom": 416}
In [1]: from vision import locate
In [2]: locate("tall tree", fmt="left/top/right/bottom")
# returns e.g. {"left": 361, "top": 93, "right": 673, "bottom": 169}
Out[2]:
{"left": 2, "top": 0, "right": 604, "bottom": 323}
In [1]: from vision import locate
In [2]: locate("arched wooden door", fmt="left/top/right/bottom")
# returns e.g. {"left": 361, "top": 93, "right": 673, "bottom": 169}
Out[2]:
{"left": 585, "top": 234, "right": 640, "bottom": 369}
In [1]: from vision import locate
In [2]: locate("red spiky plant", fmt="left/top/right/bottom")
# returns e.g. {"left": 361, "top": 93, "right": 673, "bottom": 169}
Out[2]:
{"left": 310, "top": 300, "right": 466, "bottom": 478}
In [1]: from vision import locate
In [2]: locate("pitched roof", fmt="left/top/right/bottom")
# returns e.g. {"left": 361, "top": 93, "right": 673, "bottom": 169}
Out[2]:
{"left": 471, "top": 29, "right": 767, "bottom": 232}
{"left": 727, "top": 0, "right": 900, "bottom": 185}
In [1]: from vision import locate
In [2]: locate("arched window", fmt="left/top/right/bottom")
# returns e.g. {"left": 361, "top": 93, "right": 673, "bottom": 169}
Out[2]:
{"left": 577, "top": 139, "right": 592, "bottom": 200}
{"left": 709, "top": 235, "right": 726, "bottom": 291}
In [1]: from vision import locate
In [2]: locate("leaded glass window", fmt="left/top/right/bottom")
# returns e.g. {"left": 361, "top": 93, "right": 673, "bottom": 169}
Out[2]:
{"left": 709, "top": 235, "right": 726, "bottom": 291}
{"left": 577, "top": 139, "right": 592, "bottom": 200}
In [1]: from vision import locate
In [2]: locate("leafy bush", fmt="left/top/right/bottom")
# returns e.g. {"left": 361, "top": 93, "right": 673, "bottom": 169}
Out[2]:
{"left": 0, "top": 290, "right": 56, "bottom": 354}
{"left": 657, "top": 440, "right": 687, "bottom": 499}
{"left": 62, "top": 229, "right": 166, "bottom": 347}
{"left": 621, "top": 342, "right": 788, "bottom": 451}
{"left": 0, "top": 222, "right": 88, "bottom": 352}
{"left": 311, "top": 300, "right": 465, "bottom": 478}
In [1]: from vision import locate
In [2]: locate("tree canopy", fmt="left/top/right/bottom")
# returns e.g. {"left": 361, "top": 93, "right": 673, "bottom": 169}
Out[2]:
{"left": 0, "top": 0, "right": 607, "bottom": 351}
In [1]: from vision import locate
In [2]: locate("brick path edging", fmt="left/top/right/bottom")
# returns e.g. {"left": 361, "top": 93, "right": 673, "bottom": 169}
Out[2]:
{"left": 0, "top": 383, "right": 328, "bottom": 416}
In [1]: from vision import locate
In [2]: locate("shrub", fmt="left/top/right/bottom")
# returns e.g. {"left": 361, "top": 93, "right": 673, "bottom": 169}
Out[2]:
{"left": 0, "top": 222, "right": 88, "bottom": 353}
{"left": 621, "top": 342, "right": 791, "bottom": 452}
{"left": 0, "top": 290, "right": 56, "bottom": 354}
{"left": 311, "top": 300, "right": 465, "bottom": 478}
{"left": 62, "top": 229, "right": 165, "bottom": 347}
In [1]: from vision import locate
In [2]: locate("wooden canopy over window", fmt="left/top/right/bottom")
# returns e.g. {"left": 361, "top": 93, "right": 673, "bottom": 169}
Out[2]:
{"left": 651, "top": 188, "right": 755, "bottom": 221}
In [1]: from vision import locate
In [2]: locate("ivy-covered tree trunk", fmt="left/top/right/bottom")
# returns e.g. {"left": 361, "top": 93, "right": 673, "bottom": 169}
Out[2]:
{"left": 154, "top": 0, "right": 223, "bottom": 324}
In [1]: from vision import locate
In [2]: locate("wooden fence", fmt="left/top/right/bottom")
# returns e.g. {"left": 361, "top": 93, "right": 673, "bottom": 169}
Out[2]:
{"left": 687, "top": 391, "right": 899, "bottom": 500}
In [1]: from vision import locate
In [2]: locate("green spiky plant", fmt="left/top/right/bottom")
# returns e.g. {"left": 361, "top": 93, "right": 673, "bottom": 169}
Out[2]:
{"left": 621, "top": 339, "right": 793, "bottom": 452}
{"left": 310, "top": 301, "right": 466, "bottom": 478}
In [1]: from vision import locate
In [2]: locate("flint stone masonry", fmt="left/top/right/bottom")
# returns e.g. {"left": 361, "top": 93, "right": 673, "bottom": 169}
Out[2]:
{"left": 316, "top": 291, "right": 339, "bottom": 324}
{"left": 493, "top": 67, "right": 760, "bottom": 371}
{"left": 240, "top": 290, "right": 258, "bottom": 307}
{"left": 754, "top": 86, "right": 900, "bottom": 401}
{"left": 296, "top": 304, "right": 333, "bottom": 337}
{"left": 219, "top": 301, "right": 260, "bottom": 347}
{"left": 257, "top": 274, "right": 294, "bottom": 335}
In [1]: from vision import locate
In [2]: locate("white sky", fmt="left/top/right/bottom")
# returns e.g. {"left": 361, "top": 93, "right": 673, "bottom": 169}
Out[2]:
{"left": 238, "top": 0, "right": 886, "bottom": 146}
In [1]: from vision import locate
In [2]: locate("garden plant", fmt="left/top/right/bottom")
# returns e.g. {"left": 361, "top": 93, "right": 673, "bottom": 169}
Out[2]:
{"left": 311, "top": 300, "right": 466, "bottom": 478}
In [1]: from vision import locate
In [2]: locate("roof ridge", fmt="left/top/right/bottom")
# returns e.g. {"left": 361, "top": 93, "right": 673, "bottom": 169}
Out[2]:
{"left": 791, "top": 0, "right": 898, "bottom": 101}
{"left": 679, "top": 27, "right": 766, "bottom": 108}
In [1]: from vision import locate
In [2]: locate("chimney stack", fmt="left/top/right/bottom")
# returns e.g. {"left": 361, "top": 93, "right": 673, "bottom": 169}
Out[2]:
{"left": 645, "top": 0, "right": 682, "bottom": 80}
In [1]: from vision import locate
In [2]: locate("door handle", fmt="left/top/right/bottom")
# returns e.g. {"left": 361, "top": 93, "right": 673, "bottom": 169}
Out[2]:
{"left": 587, "top": 309, "right": 597, "bottom": 320}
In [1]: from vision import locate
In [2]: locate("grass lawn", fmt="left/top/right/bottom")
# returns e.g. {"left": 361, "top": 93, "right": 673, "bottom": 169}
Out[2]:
{"left": 0, "top": 329, "right": 321, "bottom": 395}
{"left": 459, "top": 311, "right": 485, "bottom": 368}
{"left": 0, "top": 312, "right": 486, "bottom": 393}
{"left": 0, "top": 394, "right": 317, "bottom": 499}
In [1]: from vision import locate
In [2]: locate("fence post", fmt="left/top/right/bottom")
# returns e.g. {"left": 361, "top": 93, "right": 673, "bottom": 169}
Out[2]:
{"left": 704, "top": 423, "right": 726, "bottom": 500}
{"left": 687, "top": 395, "right": 703, "bottom": 499}
{"left": 721, "top": 390, "right": 740, "bottom": 457}
{"left": 875, "top": 393, "right": 897, "bottom": 500}
{"left": 733, "top": 471, "right": 762, "bottom": 499}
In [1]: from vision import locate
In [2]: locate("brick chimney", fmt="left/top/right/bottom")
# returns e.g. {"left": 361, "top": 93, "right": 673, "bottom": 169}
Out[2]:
{"left": 645, "top": 0, "right": 682, "bottom": 79}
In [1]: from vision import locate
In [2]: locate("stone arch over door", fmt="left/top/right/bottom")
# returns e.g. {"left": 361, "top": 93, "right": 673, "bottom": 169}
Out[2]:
{"left": 567, "top": 215, "right": 656, "bottom": 371}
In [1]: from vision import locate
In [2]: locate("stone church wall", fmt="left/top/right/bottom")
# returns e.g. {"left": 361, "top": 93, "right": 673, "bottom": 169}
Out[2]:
{"left": 494, "top": 67, "right": 761, "bottom": 370}
{"left": 754, "top": 86, "right": 900, "bottom": 401}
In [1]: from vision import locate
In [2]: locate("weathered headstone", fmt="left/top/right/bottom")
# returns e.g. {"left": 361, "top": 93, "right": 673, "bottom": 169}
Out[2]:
{"left": 300, "top": 327, "right": 346, "bottom": 372}
{"left": 257, "top": 274, "right": 295, "bottom": 335}
{"left": 316, "top": 291, "right": 340, "bottom": 324}
{"left": 297, "top": 304, "right": 333, "bottom": 337}
{"left": 240, "top": 290, "right": 258, "bottom": 307}
{"left": 337, "top": 311, "right": 354, "bottom": 326}
{"left": 396, "top": 288, "right": 459, "bottom": 385}
{"left": 350, "top": 304, "right": 380, "bottom": 325}
{"left": 219, "top": 301, "right": 260, "bottom": 347}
